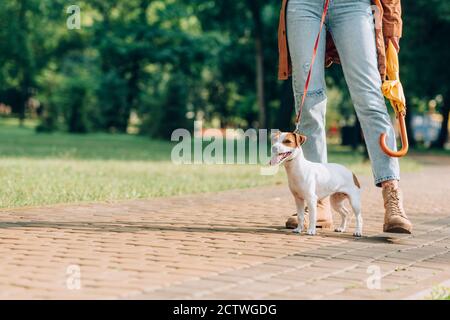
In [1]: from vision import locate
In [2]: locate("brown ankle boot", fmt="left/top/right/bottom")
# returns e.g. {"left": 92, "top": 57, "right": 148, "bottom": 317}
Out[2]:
{"left": 382, "top": 184, "right": 412, "bottom": 234}
{"left": 285, "top": 197, "right": 333, "bottom": 229}
{"left": 286, "top": 211, "right": 308, "bottom": 229}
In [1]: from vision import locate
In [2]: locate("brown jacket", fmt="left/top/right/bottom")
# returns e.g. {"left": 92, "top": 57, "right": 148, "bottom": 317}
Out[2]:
{"left": 278, "top": 0, "right": 402, "bottom": 81}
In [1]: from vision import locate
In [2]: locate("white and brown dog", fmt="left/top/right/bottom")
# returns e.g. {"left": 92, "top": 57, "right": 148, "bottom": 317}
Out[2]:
{"left": 270, "top": 132, "right": 363, "bottom": 237}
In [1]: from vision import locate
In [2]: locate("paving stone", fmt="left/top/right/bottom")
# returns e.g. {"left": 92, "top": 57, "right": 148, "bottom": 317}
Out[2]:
{"left": 0, "top": 159, "right": 449, "bottom": 299}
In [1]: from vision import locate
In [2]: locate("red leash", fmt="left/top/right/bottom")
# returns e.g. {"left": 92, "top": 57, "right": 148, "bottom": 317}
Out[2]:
{"left": 295, "top": 0, "right": 330, "bottom": 131}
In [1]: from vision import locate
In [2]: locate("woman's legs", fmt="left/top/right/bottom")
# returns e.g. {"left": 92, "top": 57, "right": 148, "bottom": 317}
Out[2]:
{"left": 327, "top": 0, "right": 411, "bottom": 232}
{"left": 327, "top": 0, "right": 400, "bottom": 186}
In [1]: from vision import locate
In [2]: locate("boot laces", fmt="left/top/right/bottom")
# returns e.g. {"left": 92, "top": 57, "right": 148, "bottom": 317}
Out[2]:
{"left": 386, "top": 188, "right": 404, "bottom": 217}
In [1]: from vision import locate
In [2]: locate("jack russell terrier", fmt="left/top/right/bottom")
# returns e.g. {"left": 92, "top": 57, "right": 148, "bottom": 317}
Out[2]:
{"left": 270, "top": 132, "right": 363, "bottom": 237}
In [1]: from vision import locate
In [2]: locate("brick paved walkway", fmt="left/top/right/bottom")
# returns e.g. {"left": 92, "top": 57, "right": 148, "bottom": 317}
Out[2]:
{"left": 0, "top": 156, "right": 449, "bottom": 299}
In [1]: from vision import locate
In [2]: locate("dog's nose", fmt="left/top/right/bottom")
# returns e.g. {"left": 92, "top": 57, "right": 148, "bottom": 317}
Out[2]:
{"left": 271, "top": 146, "right": 278, "bottom": 154}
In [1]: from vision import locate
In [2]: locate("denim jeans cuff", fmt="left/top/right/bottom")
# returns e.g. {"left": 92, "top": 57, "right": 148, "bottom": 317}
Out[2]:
{"left": 375, "top": 175, "right": 400, "bottom": 188}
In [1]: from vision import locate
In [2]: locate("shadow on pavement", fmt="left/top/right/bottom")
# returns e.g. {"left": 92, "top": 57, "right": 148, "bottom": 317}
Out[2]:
{"left": 0, "top": 221, "right": 412, "bottom": 243}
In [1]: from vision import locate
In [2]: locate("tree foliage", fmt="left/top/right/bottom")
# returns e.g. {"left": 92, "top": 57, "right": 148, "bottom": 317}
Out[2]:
{"left": 0, "top": 0, "right": 448, "bottom": 146}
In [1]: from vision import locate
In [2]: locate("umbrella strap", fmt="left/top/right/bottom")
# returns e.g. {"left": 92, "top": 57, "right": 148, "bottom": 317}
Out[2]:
{"left": 295, "top": 0, "right": 330, "bottom": 132}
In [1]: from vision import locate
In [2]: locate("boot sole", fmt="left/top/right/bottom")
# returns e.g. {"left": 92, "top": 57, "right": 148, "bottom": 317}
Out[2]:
{"left": 383, "top": 224, "right": 412, "bottom": 234}
{"left": 316, "top": 221, "right": 333, "bottom": 229}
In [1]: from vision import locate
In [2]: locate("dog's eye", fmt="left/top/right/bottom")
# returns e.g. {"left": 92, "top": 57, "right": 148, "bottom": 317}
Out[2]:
{"left": 283, "top": 139, "right": 291, "bottom": 144}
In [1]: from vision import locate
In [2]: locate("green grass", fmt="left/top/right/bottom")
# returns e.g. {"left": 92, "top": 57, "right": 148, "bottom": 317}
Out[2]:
{"left": 0, "top": 118, "right": 421, "bottom": 209}
{"left": 429, "top": 286, "right": 450, "bottom": 300}
{"left": 0, "top": 118, "right": 173, "bottom": 161}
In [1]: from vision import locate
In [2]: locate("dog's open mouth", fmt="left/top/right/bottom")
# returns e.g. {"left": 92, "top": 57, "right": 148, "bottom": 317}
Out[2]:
{"left": 270, "top": 151, "right": 292, "bottom": 166}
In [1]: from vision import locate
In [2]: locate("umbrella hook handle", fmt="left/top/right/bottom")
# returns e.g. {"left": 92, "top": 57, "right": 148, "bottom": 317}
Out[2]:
{"left": 379, "top": 112, "right": 409, "bottom": 157}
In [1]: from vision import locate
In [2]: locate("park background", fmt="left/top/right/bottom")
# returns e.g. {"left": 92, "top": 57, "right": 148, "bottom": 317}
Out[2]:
{"left": 0, "top": 0, "right": 449, "bottom": 208}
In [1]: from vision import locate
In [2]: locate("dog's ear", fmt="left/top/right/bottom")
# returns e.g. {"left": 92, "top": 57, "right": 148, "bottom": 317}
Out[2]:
{"left": 294, "top": 133, "right": 307, "bottom": 146}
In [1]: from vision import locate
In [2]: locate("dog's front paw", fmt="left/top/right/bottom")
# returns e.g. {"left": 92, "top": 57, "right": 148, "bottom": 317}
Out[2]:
{"left": 353, "top": 231, "right": 362, "bottom": 237}
{"left": 292, "top": 227, "right": 302, "bottom": 234}
{"left": 306, "top": 229, "right": 316, "bottom": 236}
{"left": 334, "top": 227, "right": 345, "bottom": 233}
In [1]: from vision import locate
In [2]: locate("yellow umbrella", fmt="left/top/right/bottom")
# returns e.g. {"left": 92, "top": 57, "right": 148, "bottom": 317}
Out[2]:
{"left": 379, "top": 40, "right": 409, "bottom": 157}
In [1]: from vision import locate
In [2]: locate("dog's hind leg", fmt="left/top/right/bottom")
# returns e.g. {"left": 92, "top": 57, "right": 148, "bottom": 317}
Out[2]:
{"left": 348, "top": 190, "right": 363, "bottom": 237}
{"left": 293, "top": 197, "right": 305, "bottom": 234}
{"left": 331, "top": 193, "right": 350, "bottom": 233}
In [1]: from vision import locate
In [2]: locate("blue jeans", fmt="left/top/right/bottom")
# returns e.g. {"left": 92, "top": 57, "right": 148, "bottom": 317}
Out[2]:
{"left": 286, "top": 0, "right": 400, "bottom": 187}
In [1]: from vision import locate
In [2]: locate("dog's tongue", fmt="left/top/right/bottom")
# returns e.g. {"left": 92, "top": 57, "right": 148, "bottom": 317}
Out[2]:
{"left": 269, "top": 154, "right": 282, "bottom": 166}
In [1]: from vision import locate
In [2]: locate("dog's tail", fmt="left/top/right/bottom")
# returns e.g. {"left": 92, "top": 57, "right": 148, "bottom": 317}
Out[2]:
{"left": 352, "top": 173, "right": 361, "bottom": 189}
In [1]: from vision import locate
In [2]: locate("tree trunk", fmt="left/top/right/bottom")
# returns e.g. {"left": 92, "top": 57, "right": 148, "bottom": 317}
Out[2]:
{"left": 431, "top": 97, "right": 449, "bottom": 149}
{"left": 255, "top": 37, "right": 266, "bottom": 128}
{"left": 276, "top": 77, "right": 294, "bottom": 131}
{"left": 17, "top": 0, "right": 32, "bottom": 126}
{"left": 248, "top": 1, "right": 266, "bottom": 128}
